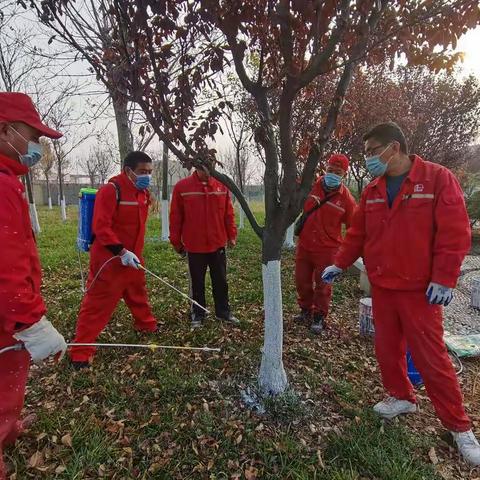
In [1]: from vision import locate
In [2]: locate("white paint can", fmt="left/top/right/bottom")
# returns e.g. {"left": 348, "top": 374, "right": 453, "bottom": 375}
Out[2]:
{"left": 359, "top": 297, "right": 374, "bottom": 336}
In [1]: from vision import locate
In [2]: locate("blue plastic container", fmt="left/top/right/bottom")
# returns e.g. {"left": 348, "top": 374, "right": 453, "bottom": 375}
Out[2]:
{"left": 406, "top": 351, "right": 423, "bottom": 386}
{"left": 77, "top": 188, "right": 97, "bottom": 252}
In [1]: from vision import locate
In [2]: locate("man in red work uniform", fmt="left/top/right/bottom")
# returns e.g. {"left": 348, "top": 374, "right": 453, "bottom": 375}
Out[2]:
{"left": 295, "top": 154, "right": 356, "bottom": 333}
{"left": 170, "top": 166, "right": 238, "bottom": 328}
{"left": 0, "top": 92, "right": 67, "bottom": 479}
{"left": 322, "top": 122, "right": 480, "bottom": 465}
{"left": 70, "top": 151, "right": 157, "bottom": 368}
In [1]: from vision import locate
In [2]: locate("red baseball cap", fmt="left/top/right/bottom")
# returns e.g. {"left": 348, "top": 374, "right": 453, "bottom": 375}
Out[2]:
{"left": 0, "top": 92, "right": 62, "bottom": 139}
{"left": 328, "top": 153, "right": 349, "bottom": 172}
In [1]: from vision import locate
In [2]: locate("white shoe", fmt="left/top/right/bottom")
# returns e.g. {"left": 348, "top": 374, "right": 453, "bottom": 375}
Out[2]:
{"left": 373, "top": 396, "right": 417, "bottom": 420}
{"left": 451, "top": 430, "right": 480, "bottom": 466}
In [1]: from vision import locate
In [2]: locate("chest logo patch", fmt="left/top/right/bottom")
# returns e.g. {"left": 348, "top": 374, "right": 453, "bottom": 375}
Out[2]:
{"left": 414, "top": 184, "right": 424, "bottom": 193}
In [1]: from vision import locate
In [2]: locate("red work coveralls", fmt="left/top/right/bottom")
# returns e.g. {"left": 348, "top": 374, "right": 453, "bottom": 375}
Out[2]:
{"left": 335, "top": 155, "right": 471, "bottom": 431}
{"left": 169, "top": 172, "right": 237, "bottom": 253}
{"left": 296, "top": 176, "right": 356, "bottom": 317}
{"left": 70, "top": 172, "right": 156, "bottom": 362}
{"left": 0, "top": 154, "right": 44, "bottom": 479}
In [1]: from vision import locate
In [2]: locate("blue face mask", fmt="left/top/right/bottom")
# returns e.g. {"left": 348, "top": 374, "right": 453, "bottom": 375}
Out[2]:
{"left": 324, "top": 172, "right": 342, "bottom": 189}
{"left": 365, "top": 144, "right": 392, "bottom": 177}
{"left": 21, "top": 142, "right": 43, "bottom": 168}
{"left": 134, "top": 173, "right": 152, "bottom": 190}
{"left": 9, "top": 127, "right": 43, "bottom": 168}
{"left": 365, "top": 156, "right": 388, "bottom": 177}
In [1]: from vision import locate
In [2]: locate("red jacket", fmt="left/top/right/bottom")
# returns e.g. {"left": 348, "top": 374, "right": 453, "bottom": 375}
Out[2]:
{"left": 0, "top": 154, "right": 46, "bottom": 334}
{"left": 298, "top": 176, "right": 357, "bottom": 251}
{"left": 169, "top": 172, "right": 237, "bottom": 253}
{"left": 335, "top": 155, "right": 471, "bottom": 290}
{"left": 90, "top": 172, "right": 150, "bottom": 270}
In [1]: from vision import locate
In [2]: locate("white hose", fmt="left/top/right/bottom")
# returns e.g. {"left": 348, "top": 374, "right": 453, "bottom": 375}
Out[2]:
{"left": 0, "top": 342, "right": 220, "bottom": 356}
{"left": 77, "top": 252, "right": 119, "bottom": 294}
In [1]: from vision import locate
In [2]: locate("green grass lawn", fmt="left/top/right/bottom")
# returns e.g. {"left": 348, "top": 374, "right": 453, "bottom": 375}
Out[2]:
{"left": 4, "top": 204, "right": 479, "bottom": 479}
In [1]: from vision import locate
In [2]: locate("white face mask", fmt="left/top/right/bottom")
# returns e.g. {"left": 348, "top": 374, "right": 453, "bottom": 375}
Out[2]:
{"left": 7, "top": 127, "right": 43, "bottom": 168}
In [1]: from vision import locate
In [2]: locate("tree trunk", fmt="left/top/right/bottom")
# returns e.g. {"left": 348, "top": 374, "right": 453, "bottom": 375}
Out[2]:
{"left": 239, "top": 205, "right": 245, "bottom": 229}
{"left": 283, "top": 223, "right": 295, "bottom": 249}
{"left": 357, "top": 177, "right": 365, "bottom": 196}
{"left": 58, "top": 160, "right": 67, "bottom": 222}
{"left": 60, "top": 197, "right": 67, "bottom": 221}
{"left": 46, "top": 175, "right": 52, "bottom": 210}
{"left": 258, "top": 231, "right": 288, "bottom": 395}
{"left": 29, "top": 202, "right": 41, "bottom": 234}
{"left": 25, "top": 172, "right": 41, "bottom": 234}
{"left": 161, "top": 142, "right": 169, "bottom": 241}
{"left": 235, "top": 143, "right": 244, "bottom": 194}
{"left": 112, "top": 94, "right": 133, "bottom": 164}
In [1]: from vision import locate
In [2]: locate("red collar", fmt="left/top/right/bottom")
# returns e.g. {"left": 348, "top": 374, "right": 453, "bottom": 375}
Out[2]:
{"left": 192, "top": 171, "right": 212, "bottom": 186}
{"left": 0, "top": 153, "right": 28, "bottom": 176}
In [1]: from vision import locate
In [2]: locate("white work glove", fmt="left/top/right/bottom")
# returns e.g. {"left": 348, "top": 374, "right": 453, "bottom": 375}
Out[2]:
{"left": 13, "top": 316, "right": 67, "bottom": 363}
{"left": 321, "top": 265, "right": 344, "bottom": 284}
{"left": 120, "top": 249, "right": 141, "bottom": 269}
{"left": 426, "top": 282, "right": 453, "bottom": 306}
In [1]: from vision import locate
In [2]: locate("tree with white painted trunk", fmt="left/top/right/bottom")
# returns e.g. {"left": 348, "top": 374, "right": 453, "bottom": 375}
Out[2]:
{"left": 39, "top": 139, "right": 56, "bottom": 209}
{"left": 283, "top": 223, "right": 295, "bottom": 249}
{"left": 161, "top": 142, "right": 170, "bottom": 242}
{"left": 46, "top": 101, "right": 92, "bottom": 221}
{"left": 36, "top": 0, "right": 480, "bottom": 396}
{"left": 0, "top": 4, "right": 58, "bottom": 229}
{"left": 28, "top": 0, "right": 135, "bottom": 164}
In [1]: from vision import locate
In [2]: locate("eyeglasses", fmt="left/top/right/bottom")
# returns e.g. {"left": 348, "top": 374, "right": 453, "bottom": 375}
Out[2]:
{"left": 365, "top": 143, "right": 391, "bottom": 157}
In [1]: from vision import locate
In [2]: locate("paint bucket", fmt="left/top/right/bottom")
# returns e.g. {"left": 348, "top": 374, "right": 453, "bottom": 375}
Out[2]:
{"left": 359, "top": 297, "right": 375, "bottom": 336}
{"left": 471, "top": 277, "right": 480, "bottom": 309}
{"left": 406, "top": 351, "right": 423, "bottom": 386}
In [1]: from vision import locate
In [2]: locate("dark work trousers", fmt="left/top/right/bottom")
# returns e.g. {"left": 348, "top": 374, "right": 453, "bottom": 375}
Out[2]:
{"left": 187, "top": 247, "right": 230, "bottom": 319}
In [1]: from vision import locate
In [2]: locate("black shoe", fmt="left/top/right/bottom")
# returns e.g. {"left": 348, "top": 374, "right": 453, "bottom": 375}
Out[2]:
{"left": 71, "top": 360, "right": 90, "bottom": 370}
{"left": 191, "top": 314, "right": 205, "bottom": 329}
{"left": 217, "top": 314, "right": 240, "bottom": 326}
{"left": 310, "top": 313, "right": 325, "bottom": 334}
{"left": 294, "top": 309, "right": 311, "bottom": 324}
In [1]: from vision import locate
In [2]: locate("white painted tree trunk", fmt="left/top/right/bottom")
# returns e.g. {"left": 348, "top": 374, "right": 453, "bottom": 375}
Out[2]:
{"left": 161, "top": 199, "right": 169, "bottom": 241}
{"left": 48, "top": 196, "right": 52, "bottom": 210}
{"left": 29, "top": 203, "right": 41, "bottom": 234}
{"left": 258, "top": 260, "right": 288, "bottom": 395}
{"left": 283, "top": 223, "right": 295, "bottom": 249}
{"left": 60, "top": 197, "right": 67, "bottom": 222}
{"left": 239, "top": 204, "right": 245, "bottom": 229}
